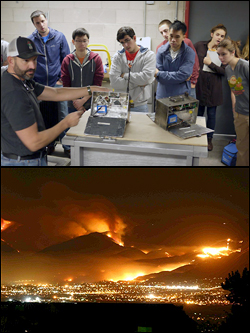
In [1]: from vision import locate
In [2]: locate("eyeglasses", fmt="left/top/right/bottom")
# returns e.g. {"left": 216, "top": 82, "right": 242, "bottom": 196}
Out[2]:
{"left": 74, "top": 40, "right": 89, "bottom": 44}
{"left": 120, "top": 38, "right": 132, "bottom": 46}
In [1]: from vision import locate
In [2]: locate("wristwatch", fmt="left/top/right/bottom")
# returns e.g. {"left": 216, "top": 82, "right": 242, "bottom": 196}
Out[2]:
{"left": 87, "top": 85, "right": 92, "bottom": 96}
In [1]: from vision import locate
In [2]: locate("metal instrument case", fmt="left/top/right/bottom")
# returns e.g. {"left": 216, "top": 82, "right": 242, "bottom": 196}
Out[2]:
{"left": 155, "top": 94, "right": 213, "bottom": 139}
{"left": 84, "top": 92, "right": 130, "bottom": 138}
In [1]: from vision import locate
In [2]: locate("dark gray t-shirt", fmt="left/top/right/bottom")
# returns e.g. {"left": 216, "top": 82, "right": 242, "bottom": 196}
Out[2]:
{"left": 225, "top": 59, "right": 249, "bottom": 115}
{"left": 1, "top": 71, "right": 45, "bottom": 155}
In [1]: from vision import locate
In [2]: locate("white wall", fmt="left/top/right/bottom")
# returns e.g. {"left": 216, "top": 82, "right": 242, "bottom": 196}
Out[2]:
{"left": 1, "top": 1, "right": 185, "bottom": 59}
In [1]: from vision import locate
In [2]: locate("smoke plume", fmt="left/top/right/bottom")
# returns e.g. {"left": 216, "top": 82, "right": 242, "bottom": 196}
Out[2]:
{"left": 1, "top": 182, "right": 127, "bottom": 251}
{"left": 60, "top": 199, "right": 126, "bottom": 245}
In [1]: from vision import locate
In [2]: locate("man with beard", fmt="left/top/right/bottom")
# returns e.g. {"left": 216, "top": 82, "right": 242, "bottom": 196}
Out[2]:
{"left": 1, "top": 37, "right": 108, "bottom": 166}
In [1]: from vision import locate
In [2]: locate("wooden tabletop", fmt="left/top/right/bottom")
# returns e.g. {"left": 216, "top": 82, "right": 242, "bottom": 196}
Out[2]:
{"left": 66, "top": 111, "right": 208, "bottom": 147}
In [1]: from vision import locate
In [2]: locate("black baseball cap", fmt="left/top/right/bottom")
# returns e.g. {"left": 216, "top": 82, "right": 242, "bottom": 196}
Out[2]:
{"left": 7, "top": 36, "right": 45, "bottom": 59}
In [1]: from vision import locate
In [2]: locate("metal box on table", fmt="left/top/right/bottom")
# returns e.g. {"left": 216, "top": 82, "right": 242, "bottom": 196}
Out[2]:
{"left": 84, "top": 91, "right": 130, "bottom": 138}
{"left": 154, "top": 94, "right": 213, "bottom": 139}
{"left": 156, "top": 94, "right": 198, "bottom": 129}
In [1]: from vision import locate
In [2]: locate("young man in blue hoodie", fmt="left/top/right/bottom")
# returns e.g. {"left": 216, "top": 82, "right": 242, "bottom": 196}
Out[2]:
{"left": 28, "top": 10, "right": 70, "bottom": 156}
{"left": 155, "top": 20, "right": 195, "bottom": 100}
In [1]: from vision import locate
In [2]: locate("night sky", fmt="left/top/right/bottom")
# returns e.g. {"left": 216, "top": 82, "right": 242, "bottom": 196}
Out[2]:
{"left": 1, "top": 168, "right": 248, "bottom": 254}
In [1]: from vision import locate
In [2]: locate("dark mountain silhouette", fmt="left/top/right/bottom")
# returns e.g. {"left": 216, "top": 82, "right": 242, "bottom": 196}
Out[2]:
{"left": 40, "top": 232, "right": 123, "bottom": 254}
{"left": 39, "top": 232, "right": 146, "bottom": 259}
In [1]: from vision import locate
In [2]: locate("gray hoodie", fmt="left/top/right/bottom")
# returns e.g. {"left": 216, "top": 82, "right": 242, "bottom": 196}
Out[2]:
{"left": 110, "top": 46, "right": 156, "bottom": 107}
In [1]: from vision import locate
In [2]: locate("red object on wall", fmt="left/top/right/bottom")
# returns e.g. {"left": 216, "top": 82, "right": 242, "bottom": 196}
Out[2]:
{"left": 185, "top": 1, "right": 190, "bottom": 38}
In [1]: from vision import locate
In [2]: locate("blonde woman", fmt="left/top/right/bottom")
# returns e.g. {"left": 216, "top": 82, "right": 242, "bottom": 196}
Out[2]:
{"left": 217, "top": 38, "right": 249, "bottom": 166}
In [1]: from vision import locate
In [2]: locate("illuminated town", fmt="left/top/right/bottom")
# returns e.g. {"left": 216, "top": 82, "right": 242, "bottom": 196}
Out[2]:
{"left": 1, "top": 278, "right": 229, "bottom": 306}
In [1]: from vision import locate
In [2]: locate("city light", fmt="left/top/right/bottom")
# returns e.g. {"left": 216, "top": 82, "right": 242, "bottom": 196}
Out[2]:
{"left": 146, "top": 294, "right": 159, "bottom": 299}
{"left": 1, "top": 278, "right": 230, "bottom": 306}
{"left": 24, "top": 297, "right": 32, "bottom": 302}
{"left": 165, "top": 285, "right": 199, "bottom": 290}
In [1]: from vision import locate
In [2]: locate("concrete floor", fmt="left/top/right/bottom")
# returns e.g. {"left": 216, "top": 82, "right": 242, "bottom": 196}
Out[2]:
{"left": 47, "top": 135, "right": 234, "bottom": 167}
{"left": 199, "top": 135, "right": 232, "bottom": 166}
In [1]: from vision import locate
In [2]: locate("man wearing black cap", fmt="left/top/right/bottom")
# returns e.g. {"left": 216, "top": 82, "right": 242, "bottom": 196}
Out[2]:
{"left": 1, "top": 37, "right": 108, "bottom": 166}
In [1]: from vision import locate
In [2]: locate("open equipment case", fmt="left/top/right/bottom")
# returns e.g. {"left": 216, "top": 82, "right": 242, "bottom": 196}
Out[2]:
{"left": 84, "top": 91, "right": 130, "bottom": 138}
{"left": 148, "top": 94, "right": 214, "bottom": 139}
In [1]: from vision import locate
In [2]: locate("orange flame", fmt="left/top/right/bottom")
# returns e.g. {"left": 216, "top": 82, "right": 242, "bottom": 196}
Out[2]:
{"left": 1, "top": 218, "right": 21, "bottom": 252}
{"left": 197, "top": 246, "right": 231, "bottom": 258}
{"left": 1, "top": 218, "right": 14, "bottom": 232}
{"left": 73, "top": 211, "right": 126, "bottom": 246}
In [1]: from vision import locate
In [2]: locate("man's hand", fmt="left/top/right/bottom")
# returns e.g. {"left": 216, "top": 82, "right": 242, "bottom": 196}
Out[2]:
{"left": 15, "top": 111, "right": 84, "bottom": 152}
{"left": 65, "top": 110, "right": 84, "bottom": 128}
{"left": 56, "top": 79, "right": 63, "bottom": 85}
{"left": 155, "top": 68, "right": 159, "bottom": 78}
{"left": 38, "top": 85, "right": 112, "bottom": 103}
{"left": 73, "top": 97, "right": 90, "bottom": 111}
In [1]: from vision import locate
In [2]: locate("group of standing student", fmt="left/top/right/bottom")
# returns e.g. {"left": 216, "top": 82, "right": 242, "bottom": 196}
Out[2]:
{"left": 1, "top": 10, "right": 248, "bottom": 166}
{"left": 194, "top": 26, "right": 248, "bottom": 166}
{"left": 156, "top": 20, "right": 248, "bottom": 165}
{"left": 156, "top": 21, "right": 226, "bottom": 152}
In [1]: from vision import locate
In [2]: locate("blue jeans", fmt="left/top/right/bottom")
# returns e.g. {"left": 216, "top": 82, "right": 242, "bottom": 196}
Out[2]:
{"left": 198, "top": 105, "right": 217, "bottom": 138}
{"left": 1, "top": 154, "right": 47, "bottom": 166}
{"left": 130, "top": 104, "right": 148, "bottom": 112}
